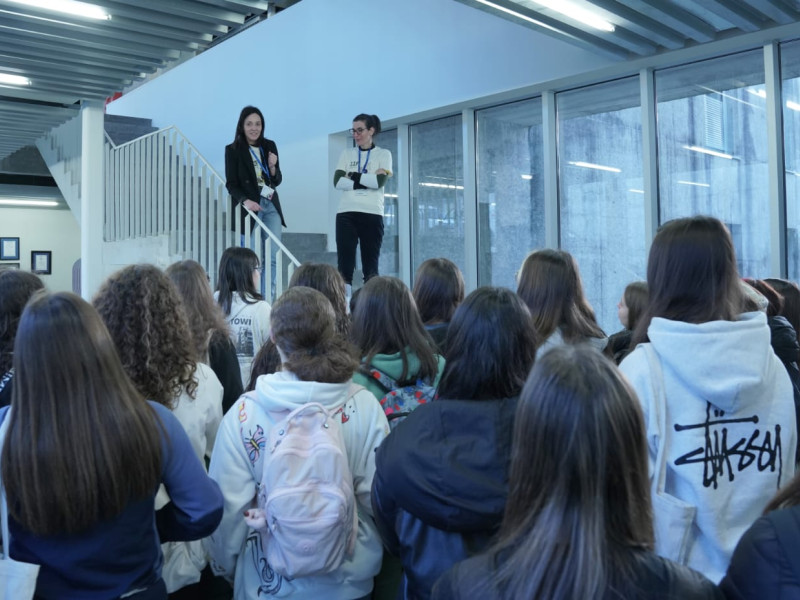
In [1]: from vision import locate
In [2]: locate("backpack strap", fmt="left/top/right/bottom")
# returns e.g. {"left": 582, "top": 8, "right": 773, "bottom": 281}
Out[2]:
{"left": 359, "top": 364, "right": 399, "bottom": 392}
{"left": 767, "top": 508, "right": 800, "bottom": 582}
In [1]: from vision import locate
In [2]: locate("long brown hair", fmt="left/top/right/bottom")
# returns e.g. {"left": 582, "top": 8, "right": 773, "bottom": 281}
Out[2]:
{"left": 1, "top": 292, "right": 162, "bottom": 536}
{"left": 289, "top": 262, "right": 350, "bottom": 337}
{"left": 166, "top": 259, "right": 231, "bottom": 361}
{"left": 350, "top": 276, "right": 439, "bottom": 384}
{"left": 623, "top": 281, "right": 649, "bottom": 332}
{"left": 633, "top": 216, "right": 744, "bottom": 345}
{"left": 93, "top": 264, "right": 198, "bottom": 407}
{"left": 271, "top": 287, "right": 358, "bottom": 384}
{"left": 489, "top": 345, "right": 653, "bottom": 599}
{"left": 516, "top": 249, "right": 605, "bottom": 343}
{"left": 412, "top": 257, "right": 465, "bottom": 325}
{"left": 0, "top": 270, "right": 44, "bottom": 374}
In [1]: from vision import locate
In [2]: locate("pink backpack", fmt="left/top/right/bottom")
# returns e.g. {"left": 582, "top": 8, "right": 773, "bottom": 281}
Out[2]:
{"left": 244, "top": 401, "right": 357, "bottom": 578}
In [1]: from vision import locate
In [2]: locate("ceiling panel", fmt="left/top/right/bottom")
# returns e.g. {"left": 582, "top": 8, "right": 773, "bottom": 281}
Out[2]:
{"left": 0, "top": 0, "right": 291, "bottom": 163}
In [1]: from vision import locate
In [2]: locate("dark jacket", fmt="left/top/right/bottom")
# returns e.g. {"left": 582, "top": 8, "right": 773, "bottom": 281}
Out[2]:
{"left": 371, "top": 396, "right": 516, "bottom": 600}
{"left": 224, "top": 138, "right": 285, "bottom": 232}
{"left": 607, "top": 328, "right": 634, "bottom": 364}
{"left": 433, "top": 547, "right": 723, "bottom": 599}
{"left": 721, "top": 506, "right": 800, "bottom": 599}
{"left": 768, "top": 315, "right": 800, "bottom": 461}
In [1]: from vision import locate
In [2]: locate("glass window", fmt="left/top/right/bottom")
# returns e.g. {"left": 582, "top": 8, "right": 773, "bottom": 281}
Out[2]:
{"left": 476, "top": 98, "right": 545, "bottom": 288}
{"left": 782, "top": 41, "right": 800, "bottom": 280}
{"left": 379, "top": 128, "right": 399, "bottom": 278}
{"left": 410, "top": 115, "right": 465, "bottom": 278}
{"left": 557, "top": 77, "right": 646, "bottom": 335}
{"left": 656, "top": 50, "right": 769, "bottom": 278}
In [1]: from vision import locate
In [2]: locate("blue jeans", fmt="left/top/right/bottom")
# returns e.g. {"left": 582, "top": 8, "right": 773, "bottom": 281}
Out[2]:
{"left": 241, "top": 200, "right": 281, "bottom": 299}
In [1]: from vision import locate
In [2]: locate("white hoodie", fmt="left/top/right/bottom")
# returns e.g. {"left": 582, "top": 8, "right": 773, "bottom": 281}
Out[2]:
{"left": 620, "top": 311, "right": 797, "bottom": 583}
{"left": 205, "top": 370, "right": 390, "bottom": 599}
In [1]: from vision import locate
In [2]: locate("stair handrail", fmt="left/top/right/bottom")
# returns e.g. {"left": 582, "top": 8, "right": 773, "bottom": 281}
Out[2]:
{"left": 104, "top": 123, "right": 300, "bottom": 270}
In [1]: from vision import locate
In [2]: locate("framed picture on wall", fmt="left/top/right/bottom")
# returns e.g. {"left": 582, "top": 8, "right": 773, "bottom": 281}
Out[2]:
{"left": 0, "top": 263, "right": 20, "bottom": 272}
{"left": 0, "top": 237, "right": 19, "bottom": 260}
{"left": 31, "top": 250, "right": 52, "bottom": 275}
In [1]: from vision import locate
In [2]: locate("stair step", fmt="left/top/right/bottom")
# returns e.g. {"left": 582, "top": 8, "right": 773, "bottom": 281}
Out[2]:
{"left": 105, "top": 114, "right": 159, "bottom": 145}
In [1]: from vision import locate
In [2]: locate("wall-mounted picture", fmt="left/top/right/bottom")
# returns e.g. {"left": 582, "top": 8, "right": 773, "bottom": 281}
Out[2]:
{"left": 31, "top": 250, "right": 52, "bottom": 275}
{"left": 0, "top": 237, "right": 20, "bottom": 260}
{"left": 0, "top": 263, "right": 20, "bottom": 272}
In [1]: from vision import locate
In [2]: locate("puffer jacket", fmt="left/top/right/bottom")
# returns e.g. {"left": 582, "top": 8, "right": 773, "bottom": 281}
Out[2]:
{"left": 720, "top": 505, "right": 800, "bottom": 599}
{"left": 371, "top": 396, "right": 516, "bottom": 600}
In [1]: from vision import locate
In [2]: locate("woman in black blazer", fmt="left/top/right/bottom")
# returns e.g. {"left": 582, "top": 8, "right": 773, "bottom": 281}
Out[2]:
{"left": 225, "top": 105, "right": 285, "bottom": 298}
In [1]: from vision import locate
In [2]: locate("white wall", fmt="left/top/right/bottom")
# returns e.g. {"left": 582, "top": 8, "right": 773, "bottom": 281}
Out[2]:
{"left": 0, "top": 207, "right": 80, "bottom": 292}
{"left": 107, "top": 0, "right": 616, "bottom": 237}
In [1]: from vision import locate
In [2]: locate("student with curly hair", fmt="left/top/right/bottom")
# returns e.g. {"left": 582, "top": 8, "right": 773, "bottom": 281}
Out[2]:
{"left": 167, "top": 259, "right": 243, "bottom": 415}
{"left": 0, "top": 270, "right": 43, "bottom": 408}
{"left": 94, "top": 264, "right": 224, "bottom": 596}
{"left": 216, "top": 247, "right": 271, "bottom": 387}
{"left": 0, "top": 292, "right": 222, "bottom": 599}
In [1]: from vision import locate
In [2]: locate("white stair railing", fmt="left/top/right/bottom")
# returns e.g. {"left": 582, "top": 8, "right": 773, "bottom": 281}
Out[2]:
{"left": 104, "top": 125, "right": 299, "bottom": 292}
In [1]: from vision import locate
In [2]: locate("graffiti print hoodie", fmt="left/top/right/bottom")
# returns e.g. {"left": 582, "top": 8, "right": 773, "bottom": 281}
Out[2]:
{"left": 620, "top": 311, "right": 797, "bottom": 584}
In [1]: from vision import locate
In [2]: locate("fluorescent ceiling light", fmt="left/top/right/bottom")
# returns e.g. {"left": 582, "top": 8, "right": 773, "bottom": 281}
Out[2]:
{"left": 567, "top": 161, "right": 621, "bottom": 173}
{"left": 419, "top": 182, "right": 465, "bottom": 190}
{"left": 521, "top": 174, "right": 533, "bottom": 180}
{"left": 787, "top": 100, "right": 800, "bottom": 112}
{"left": 532, "top": 0, "right": 615, "bottom": 32}
{"left": 8, "top": 0, "right": 110, "bottom": 20}
{"left": 747, "top": 89, "right": 767, "bottom": 99}
{"left": 628, "top": 188, "right": 644, "bottom": 194}
{"left": 677, "top": 180, "right": 710, "bottom": 188}
{"left": 683, "top": 145, "right": 734, "bottom": 160}
{"left": 384, "top": 193, "right": 399, "bottom": 198}
{"left": 473, "top": 0, "right": 561, "bottom": 33}
{"left": 0, "top": 199, "right": 60, "bottom": 207}
{"left": 0, "top": 73, "right": 31, "bottom": 86}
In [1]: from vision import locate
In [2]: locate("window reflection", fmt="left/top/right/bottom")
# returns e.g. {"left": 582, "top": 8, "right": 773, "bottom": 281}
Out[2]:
{"left": 410, "top": 116, "right": 465, "bottom": 276}
{"left": 379, "top": 128, "right": 399, "bottom": 278}
{"left": 656, "top": 50, "right": 769, "bottom": 278}
{"left": 557, "top": 77, "right": 646, "bottom": 334}
{"left": 476, "top": 98, "right": 545, "bottom": 288}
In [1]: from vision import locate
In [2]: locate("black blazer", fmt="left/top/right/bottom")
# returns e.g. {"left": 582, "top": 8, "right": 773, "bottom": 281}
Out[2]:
{"left": 225, "top": 138, "right": 285, "bottom": 232}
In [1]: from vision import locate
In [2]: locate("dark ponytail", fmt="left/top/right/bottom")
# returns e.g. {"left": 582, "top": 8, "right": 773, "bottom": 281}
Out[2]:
{"left": 353, "top": 113, "right": 381, "bottom": 135}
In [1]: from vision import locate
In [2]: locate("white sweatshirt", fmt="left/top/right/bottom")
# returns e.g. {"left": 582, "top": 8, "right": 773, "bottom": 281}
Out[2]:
{"left": 205, "top": 370, "right": 390, "bottom": 599}
{"left": 620, "top": 311, "right": 797, "bottom": 583}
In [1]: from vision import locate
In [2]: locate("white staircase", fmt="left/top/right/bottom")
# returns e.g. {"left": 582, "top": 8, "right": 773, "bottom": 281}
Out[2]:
{"left": 37, "top": 114, "right": 299, "bottom": 291}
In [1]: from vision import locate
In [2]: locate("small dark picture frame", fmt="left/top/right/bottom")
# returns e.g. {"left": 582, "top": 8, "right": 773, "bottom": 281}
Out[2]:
{"left": 0, "top": 237, "right": 20, "bottom": 260}
{"left": 31, "top": 250, "right": 52, "bottom": 275}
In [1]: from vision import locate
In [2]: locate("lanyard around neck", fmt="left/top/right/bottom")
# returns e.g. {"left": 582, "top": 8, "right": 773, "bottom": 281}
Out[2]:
{"left": 249, "top": 146, "right": 271, "bottom": 185}
{"left": 357, "top": 147, "right": 371, "bottom": 174}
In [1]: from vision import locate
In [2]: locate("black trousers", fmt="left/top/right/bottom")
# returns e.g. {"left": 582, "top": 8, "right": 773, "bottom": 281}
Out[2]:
{"left": 336, "top": 211, "right": 384, "bottom": 285}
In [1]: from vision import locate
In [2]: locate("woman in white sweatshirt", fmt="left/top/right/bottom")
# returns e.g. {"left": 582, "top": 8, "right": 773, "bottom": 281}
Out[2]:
{"left": 619, "top": 215, "right": 797, "bottom": 583}
{"left": 215, "top": 246, "right": 272, "bottom": 387}
{"left": 206, "top": 286, "right": 390, "bottom": 599}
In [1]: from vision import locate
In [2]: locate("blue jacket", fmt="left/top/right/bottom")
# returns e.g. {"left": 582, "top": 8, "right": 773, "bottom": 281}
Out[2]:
{"left": 371, "top": 396, "right": 516, "bottom": 600}
{"left": 2, "top": 402, "right": 223, "bottom": 600}
{"left": 720, "top": 505, "right": 800, "bottom": 599}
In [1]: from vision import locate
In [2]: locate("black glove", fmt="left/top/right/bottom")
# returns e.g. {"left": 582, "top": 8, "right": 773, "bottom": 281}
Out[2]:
{"left": 351, "top": 172, "right": 367, "bottom": 190}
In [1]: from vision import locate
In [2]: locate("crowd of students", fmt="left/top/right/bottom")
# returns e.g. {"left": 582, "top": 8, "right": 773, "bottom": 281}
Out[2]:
{"left": 1, "top": 214, "right": 799, "bottom": 599}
